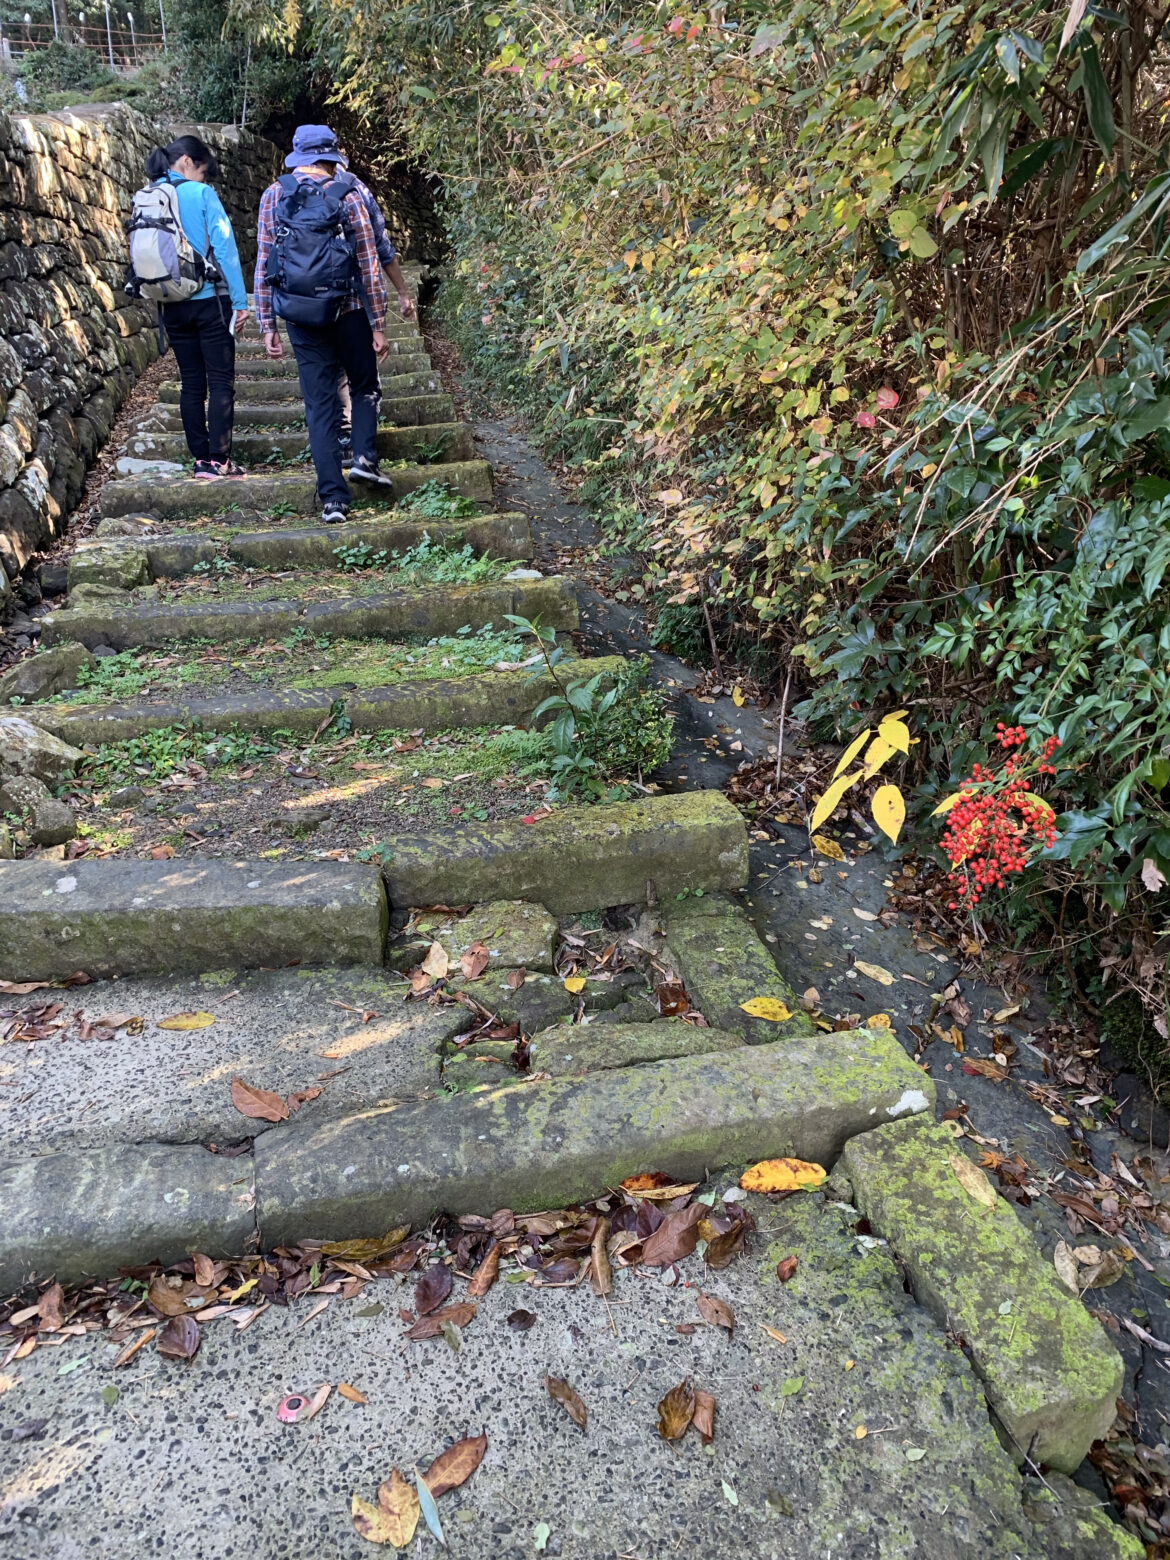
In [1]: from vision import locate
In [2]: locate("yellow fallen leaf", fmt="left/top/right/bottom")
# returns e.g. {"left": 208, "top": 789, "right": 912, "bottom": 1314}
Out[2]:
{"left": 811, "top": 834, "right": 845, "bottom": 861}
{"left": 157, "top": 1011, "right": 215, "bottom": 1031}
{"left": 877, "top": 716, "right": 911, "bottom": 755}
{"left": 420, "top": 776, "right": 444, "bottom": 789}
{"left": 761, "top": 1326, "right": 788, "bottom": 1343}
{"left": 855, "top": 1425, "right": 867, "bottom": 1439}
{"left": 809, "top": 770, "right": 862, "bottom": 833}
{"left": 740, "top": 1158, "right": 827, "bottom": 1193}
{"left": 623, "top": 250, "right": 638, "bottom": 270}
{"left": 844, "top": 1359, "right": 855, "bottom": 1370}
{"left": 739, "top": 997, "right": 792, "bottom": 1022}
{"left": 949, "top": 1153, "right": 997, "bottom": 1210}
{"left": 1048, "top": 1113, "right": 1071, "bottom": 1127}
{"left": 866, "top": 1013, "right": 892, "bottom": 1030}
{"left": 853, "top": 961, "right": 896, "bottom": 986}
{"left": 732, "top": 685, "right": 745, "bottom": 708}
{"left": 226, "top": 1277, "right": 258, "bottom": 1303}
{"left": 563, "top": 975, "right": 586, "bottom": 994}
{"left": 657, "top": 487, "right": 683, "bottom": 506}
{"left": 871, "top": 784, "right": 906, "bottom": 844}
{"left": 832, "top": 729, "right": 871, "bottom": 780}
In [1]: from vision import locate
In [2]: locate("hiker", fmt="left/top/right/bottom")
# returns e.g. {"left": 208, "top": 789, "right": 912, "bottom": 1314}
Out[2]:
{"left": 130, "top": 136, "right": 249, "bottom": 478}
{"left": 331, "top": 141, "right": 417, "bottom": 464}
{"left": 254, "top": 125, "right": 390, "bottom": 524}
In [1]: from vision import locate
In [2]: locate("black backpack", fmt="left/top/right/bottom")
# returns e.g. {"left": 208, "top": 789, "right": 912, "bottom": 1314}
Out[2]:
{"left": 265, "top": 172, "right": 361, "bottom": 327}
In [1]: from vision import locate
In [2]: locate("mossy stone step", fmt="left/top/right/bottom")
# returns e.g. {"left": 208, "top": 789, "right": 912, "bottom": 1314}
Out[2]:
{"left": 254, "top": 1027, "right": 934, "bottom": 1247}
{"left": 41, "top": 575, "right": 577, "bottom": 650}
{"left": 379, "top": 790, "right": 748, "bottom": 914}
{"left": 143, "top": 395, "right": 457, "bottom": 430}
{"left": 840, "top": 1117, "right": 1125, "bottom": 1475}
{"left": 33, "top": 657, "right": 626, "bottom": 745}
{"left": 97, "top": 459, "right": 493, "bottom": 520}
{"left": 127, "top": 423, "right": 476, "bottom": 468}
{"left": 159, "top": 370, "right": 445, "bottom": 405}
{"left": 238, "top": 352, "right": 433, "bottom": 380}
{"left": 68, "top": 514, "right": 531, "bottom": 585}
{"left": 0, "top": 857, "right": 388, "bottom": 982}
{"left": 665, "top": 895, "right": 814, "bottom": 1043}
{"left": 236, "top": 330, "right": 423, "bottom": 356}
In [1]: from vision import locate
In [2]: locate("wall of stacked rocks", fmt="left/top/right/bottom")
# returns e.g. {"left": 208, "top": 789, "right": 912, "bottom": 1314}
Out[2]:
{"left": 0, "top": 102, "right": 280, "bottom": 595}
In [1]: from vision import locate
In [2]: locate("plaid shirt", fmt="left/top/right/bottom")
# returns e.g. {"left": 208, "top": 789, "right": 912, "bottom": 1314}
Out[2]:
{"left": 254, "top": 170, "right": 387, "bottom": 335}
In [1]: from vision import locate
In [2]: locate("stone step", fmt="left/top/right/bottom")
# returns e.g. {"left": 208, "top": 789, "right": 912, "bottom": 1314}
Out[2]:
{"left": 0, "top": 857, "right": 388, "bottom": 982}
{"left": 381, "top": 790, "right": 749, "bottom": 914}
{"left": 70, "top": 513, "right": 532, "bottom": 584}
{"left": 126, "top": 423, "right": 477, "bottom": 468}
{"left": 97, "top": 459, "right": 493, "bottom": 520}
{"left": 236, "top": 331, "right": 424, "bottom": 356}
{"left": 159, "top": 369, "right": 445, "bottom": 404}
{"left": 840, "top": 1117, "right": 1125, "bottom": 1476}
{"left": 34, "top": 656, "right": 626, "bottom": 746}
{"left": 138, "top": 395, "right": 458, "bottom": 429}
{"left": 237, "top": 352, "right": 433, "bottom": 379}
{"left": 0, "top": 1025, "right": 933, "bottom": 1285}
{"left": 41, "top": 574, "right": 578, "bottom": 650}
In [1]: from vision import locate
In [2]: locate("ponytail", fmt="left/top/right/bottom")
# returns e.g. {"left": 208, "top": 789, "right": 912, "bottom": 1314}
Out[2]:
{"left": 144, "top": 135, "right": 219, "bottom": 184}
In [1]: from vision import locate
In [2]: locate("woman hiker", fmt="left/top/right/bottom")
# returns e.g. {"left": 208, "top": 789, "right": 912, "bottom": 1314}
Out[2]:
{"left": 142, "top": 136, "right": 249, "bottom": 478}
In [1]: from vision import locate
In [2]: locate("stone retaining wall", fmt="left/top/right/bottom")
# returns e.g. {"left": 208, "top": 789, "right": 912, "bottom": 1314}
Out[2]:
{"left": 0, "top": 101, "right": 280, "bottom": 588}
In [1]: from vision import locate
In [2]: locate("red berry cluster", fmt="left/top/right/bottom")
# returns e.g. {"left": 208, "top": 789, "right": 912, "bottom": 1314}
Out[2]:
{"left": 940, "top": 729, "right": 1061, "bottom": 910}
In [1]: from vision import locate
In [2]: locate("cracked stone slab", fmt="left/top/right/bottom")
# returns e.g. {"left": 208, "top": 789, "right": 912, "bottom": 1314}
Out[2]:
{"left": 840, "top": 1115, "right": 1125, "bottom": 1474}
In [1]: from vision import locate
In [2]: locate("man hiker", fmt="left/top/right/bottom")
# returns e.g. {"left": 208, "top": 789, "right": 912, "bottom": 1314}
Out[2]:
{"left": 253, "top": 125, "right": 390, "bottom": 524}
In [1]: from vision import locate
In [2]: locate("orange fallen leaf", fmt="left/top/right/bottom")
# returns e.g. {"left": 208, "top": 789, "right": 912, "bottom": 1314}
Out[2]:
{"left": 740, "top": 1158, "right": 826, "bottom": 1194}
{"left": 338, "top": 1382, "right": 368, "bottom": 1404}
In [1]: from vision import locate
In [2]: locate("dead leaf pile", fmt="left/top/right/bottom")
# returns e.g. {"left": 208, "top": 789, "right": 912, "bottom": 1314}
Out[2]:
{"left": 352, "top": 1434, "right": 487, "bottom": 1547}
{"left": 657, "top": 1378, "right": 716, "bottom": 1445}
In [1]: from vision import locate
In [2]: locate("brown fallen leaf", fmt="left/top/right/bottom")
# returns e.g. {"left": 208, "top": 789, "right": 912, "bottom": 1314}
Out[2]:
{"left": 505, "top": 968, "right": 526, "bottom": 991}
{"left": 640, "top": 1202, "right": 705, "bottom": 1267}
{"left": 546, "top": 1374, "right": 587, "bottom": 1429}
{"left": 230, "top": 1077, "right": 290, "bottom": 1123}
{"left": 1081, "top": 1249, "right": 1126, "bottom": 1290}
{"left": 467, "top": 1244, "right": 500, "bottom": 1298}
{"left": 589, "top": 1217, "right": 612, "bottom": 1298}
{"left": 287, "top": 1086, "right": 323, "bottom": 1111}
{"left": 761, "top": 1326, "right": 788, "bottom": 1344}
{"left": 507, "top": 1309, "right": 537, "bottom": 1331}
{"left": 414, "top": 1265, "right": 453, "bottom": 1317}
{"left": 191, "top": 1253, "right": 222, "bottom": 1289}
{"left": 406, "top": 1302, "right": 476, "bottom": 1341}
{"left": 692, "top": 1388, "right": 716, "bottom": 1445}
{"left": 696, "top": 1292, "right": 734, "bottom": 1334}
{"left": 338, "top": 1382, "right": 368, "bottom": 1404}
{"left": 420, "top": 942, "right": 449, "bottom": 980}
{"left": 424, "top": 1432, "right": 488, "bottom": 1497}
{"left": 407, "top": 968, "right": 433, "bottom": 995}
{"left": 147, "top": 1276, "right": 211, "bottom": 1317}
{"left": 704, "top": 1221, "right": 748, "bottom": 1270}
{"left": 0, "top": 979, "right": 57, "bottom": 994}
{"left": 352, "top": 1468, "right": 419, "bottom": 1548}
{"left": 157, "top": 1315, "right": 200, "bottom": 1360}
{"left": 624, "top": 1181, "right": 701, "bottom": 1203}
{"left": 112, "top": 1327, "right": 156, "bottom": 1368}
{"left": 657, "top": 1378, "right": 696, "bottom": 1440}
{"left": 150, "top": 844, "right": 176, "bottom": 860}
{"left": 36, "top": 1283, "right": 64, "bottom": 1332}
{"left": 94, "top": 1013, "right": 138, "bottom": 1030}
{"left": 775, "top": 1255, "right": 799, "bottom": 1283}
{"left": 961, "top": 1057, "right": 1008, "bottom": 1082}
{"left": 460, "top": 941, "right": 490, "bottom": 981}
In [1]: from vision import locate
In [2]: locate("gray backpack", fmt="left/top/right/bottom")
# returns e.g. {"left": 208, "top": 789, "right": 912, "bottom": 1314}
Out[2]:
{"left": 127, "top": 179, "right": 215, "bottom": 302}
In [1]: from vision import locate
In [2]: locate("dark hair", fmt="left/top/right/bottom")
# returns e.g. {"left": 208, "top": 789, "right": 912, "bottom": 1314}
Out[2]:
{"left": 145, "top": 136, "right": 219, "bottom": 184}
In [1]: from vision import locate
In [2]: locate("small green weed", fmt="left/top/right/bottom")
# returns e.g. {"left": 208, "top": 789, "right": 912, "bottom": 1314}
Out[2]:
{"left": 395, "top": 480, "right": 479, "bottom": 519}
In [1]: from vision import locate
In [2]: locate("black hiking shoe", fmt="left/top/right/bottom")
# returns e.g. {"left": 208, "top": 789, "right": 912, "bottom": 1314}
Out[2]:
{"left": 346, "top": 456, "right": 394, "bottom": 488}
{"left": 321, "top": 500, "right": 349, "bottom": 525}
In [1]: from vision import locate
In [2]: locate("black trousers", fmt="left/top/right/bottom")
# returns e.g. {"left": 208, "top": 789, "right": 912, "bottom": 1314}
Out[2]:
{"left": 286, "top": 308, "right": 379, "bottom": 506}
{"left": 163, "top": 296, "right": 235, "bottom": 462}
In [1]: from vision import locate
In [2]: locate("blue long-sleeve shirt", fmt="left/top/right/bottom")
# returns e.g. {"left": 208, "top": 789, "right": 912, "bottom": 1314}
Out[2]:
{"left": 166, "top": 171, "right": 248, "bottom": 311}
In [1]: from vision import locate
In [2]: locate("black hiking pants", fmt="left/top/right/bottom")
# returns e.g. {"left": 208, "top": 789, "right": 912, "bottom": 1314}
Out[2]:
{"left": 163, "top": 296, "right": 235, "bottom": 462}
{"left": 286, "top": 307, "right": 379, "bottom": 506}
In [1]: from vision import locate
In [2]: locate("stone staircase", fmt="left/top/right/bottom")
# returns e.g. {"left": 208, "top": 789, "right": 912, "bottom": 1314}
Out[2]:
{"left": 0, "top": 268, "right": 1126, "bottom": 1484}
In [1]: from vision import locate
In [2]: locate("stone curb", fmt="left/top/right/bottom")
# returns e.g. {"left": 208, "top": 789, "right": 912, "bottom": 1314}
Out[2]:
{"left": 98, "top": 459, "right": 494, "bottom": 519}
{"left": 0, "top": 858, "right": 388, "bottom": 981}
{"left": 255, "top": 1028, "right": 935, "bottom": 1246}
{"left": 32, "top": 658, "right": 628, "bottom": 746}
{"left": 380, "top": 790, "right": 749, "bottom": 914}
{"left": 0, "top": 1143, "right": 257, "bottom": 1290}
{"left": 840, "top": 1116, "right": 1125, "bottom": 1475}
{"left": 41, "top": 576, "right": 577, "bottom": 651}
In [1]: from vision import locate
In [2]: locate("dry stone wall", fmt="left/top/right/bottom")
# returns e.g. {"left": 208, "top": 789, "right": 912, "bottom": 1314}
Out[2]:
{"left": 0, "top": 102, "right": 280, "bottom": 593}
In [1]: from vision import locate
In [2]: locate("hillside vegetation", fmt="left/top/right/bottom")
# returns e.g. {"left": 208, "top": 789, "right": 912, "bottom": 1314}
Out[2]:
{"left": 235, "top": 0, "right": 1170, "bottom": 1031}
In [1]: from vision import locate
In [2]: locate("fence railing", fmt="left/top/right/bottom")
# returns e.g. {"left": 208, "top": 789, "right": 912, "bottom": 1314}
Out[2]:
{"left": 0, "top": 17, "right": 167, "bottom": 70}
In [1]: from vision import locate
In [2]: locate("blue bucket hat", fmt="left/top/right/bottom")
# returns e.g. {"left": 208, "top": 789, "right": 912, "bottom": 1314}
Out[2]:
{"left": 285, "top": 124, "right": 347, "bottom": 168}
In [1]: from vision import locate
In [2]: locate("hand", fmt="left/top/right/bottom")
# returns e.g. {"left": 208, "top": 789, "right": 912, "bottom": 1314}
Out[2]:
{"left": 231, "top": 309, "right": 250, "bottom": 336}
{"left": 397, "top": 292, "right": 416, "bottom": 320}
{"left": 372, "top": 329, "right": 388, "bottom": 361}
{"left": 264, "top": 330, "right": 283, "bottom": 359}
